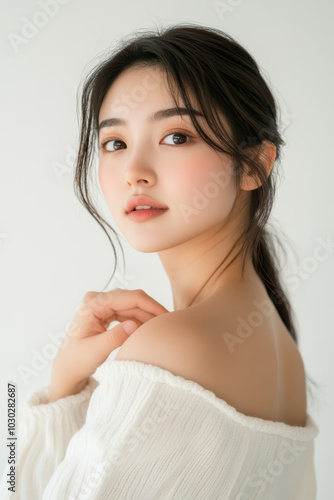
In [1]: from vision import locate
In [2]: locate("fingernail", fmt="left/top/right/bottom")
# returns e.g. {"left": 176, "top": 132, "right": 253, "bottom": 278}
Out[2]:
{"left": 123, "top": 321, "right": 138, "bottom": 335}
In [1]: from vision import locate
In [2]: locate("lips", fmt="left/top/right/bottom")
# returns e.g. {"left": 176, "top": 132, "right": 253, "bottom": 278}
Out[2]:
{"left": 126, "top": 195, "right": 168, "bottom": 213}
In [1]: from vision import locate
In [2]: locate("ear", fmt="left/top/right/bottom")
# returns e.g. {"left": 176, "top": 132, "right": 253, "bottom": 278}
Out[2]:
{"left": 240, "top": 141, "right": 277, "bottom": 191}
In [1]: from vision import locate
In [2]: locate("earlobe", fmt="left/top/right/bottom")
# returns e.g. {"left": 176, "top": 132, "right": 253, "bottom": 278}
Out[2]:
{"left": 240, "top": 141, "right": 277, "bottom": 191}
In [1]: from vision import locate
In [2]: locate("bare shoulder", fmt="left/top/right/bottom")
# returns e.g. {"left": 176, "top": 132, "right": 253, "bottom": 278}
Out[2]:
{"left": 115, "top": 289, "right": 307, "bottom": 427}
{"left": 198, "top": 287, "right": 308, "bottom": 427}
{"left": 114, "top": 308, "right": 208, "bottom": 379}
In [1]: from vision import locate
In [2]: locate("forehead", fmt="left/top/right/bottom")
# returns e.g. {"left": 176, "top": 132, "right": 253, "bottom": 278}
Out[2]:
{"left": 110, "top": 64, "right": 167, "bottom": 90}
{"left": 98, "top": 65, "right": 194, "bottom": 121}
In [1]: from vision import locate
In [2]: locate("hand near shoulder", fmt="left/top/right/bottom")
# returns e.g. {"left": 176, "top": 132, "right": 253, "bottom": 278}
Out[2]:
{"left": 49, "top": 289, "right": 169, "bottom": 402}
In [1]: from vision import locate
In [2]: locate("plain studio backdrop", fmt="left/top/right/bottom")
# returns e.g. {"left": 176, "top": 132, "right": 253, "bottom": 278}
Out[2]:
{"left": 0, "top": 0, "right": 333, "bottom": 497}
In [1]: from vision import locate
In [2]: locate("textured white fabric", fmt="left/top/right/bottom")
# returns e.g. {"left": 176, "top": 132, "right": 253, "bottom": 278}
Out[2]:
{"left": 0, "top": 360, "right": 319, "bottom": 499}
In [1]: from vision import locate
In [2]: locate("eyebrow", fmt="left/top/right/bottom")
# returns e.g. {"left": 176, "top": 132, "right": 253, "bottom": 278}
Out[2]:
{"left": 98, "top": 107, "right": 204, "bottom": 132}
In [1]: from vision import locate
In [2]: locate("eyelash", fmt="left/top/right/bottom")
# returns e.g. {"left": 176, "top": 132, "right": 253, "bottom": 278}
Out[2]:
{"left": 99, "top": 129, "right": 193, "bottom": 152}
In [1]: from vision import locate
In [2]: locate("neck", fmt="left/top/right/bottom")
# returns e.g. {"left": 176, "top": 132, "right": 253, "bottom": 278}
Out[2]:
{"left": 158, "top": 224, "right": 256, "bottom": 311}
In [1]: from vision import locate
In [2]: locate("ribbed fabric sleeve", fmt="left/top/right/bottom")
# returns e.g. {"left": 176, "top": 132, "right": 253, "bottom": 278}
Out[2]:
{"left": 0, "top": 360, "right": 319, "bottom": 500}
{"left": 0, "top": 376, "right": 99, "bottom": 500}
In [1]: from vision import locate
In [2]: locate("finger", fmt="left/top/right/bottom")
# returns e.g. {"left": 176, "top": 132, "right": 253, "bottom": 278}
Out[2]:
{"left": 84, "top": 321, "right": 139, "bottom": 369}
{"left": 105, "top": 308, "right": 157, "bottom": 325}
{"left": 97, "top": 307, "right": 156, "bottom": 328}
{"left": 67, "top": 307, "right": 158, "bottom": 341}
{"left": 70, "top": 290, "right": 168, "bottom": 338}
{"left": 86, "top": 289, "right": 169, "bottom": 322}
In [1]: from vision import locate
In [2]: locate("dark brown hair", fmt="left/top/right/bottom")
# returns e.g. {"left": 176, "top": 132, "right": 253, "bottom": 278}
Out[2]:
{"left": 73, "top": 23, "right": 319, "bottom": 404}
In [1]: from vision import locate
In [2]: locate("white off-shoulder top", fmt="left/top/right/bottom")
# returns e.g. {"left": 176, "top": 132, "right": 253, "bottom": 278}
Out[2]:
{"left": 0, "top": 360, "right": 319, "bottom": 499}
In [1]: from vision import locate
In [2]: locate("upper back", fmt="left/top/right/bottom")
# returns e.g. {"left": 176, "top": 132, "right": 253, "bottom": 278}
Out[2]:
{"left": 173, "top": 285, "right": 308, "bottom": 427}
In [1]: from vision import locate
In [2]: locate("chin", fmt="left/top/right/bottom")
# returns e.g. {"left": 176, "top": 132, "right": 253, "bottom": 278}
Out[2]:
{"left": 125, "top": 238, "right": 168, "bottom": 253}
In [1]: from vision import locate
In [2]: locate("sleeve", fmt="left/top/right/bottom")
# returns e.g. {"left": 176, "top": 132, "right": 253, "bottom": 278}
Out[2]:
{"left": 0, "top": 376, "right": 99, "bottom": 500}
{"left": 0, "top": 360, "right": 319, "bottom": 500}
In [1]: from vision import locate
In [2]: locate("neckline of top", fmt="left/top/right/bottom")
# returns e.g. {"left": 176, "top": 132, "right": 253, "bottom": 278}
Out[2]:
{"left": 95, "top": 359, "right": 319, "bottom": 441}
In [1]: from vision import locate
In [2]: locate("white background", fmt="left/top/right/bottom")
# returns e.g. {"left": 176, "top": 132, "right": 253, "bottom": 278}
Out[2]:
{"left": 0, "top": 0, "right": 333, "bottom": 497}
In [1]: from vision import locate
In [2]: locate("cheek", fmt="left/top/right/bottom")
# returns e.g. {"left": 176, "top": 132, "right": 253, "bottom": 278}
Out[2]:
{"left": 166, "top": 152, "right": 237, "bottom": 217}
{"left": 98, "top": 164, "right": 108, "bottom": 194}
{"left": 98, "top": 164, "right": 122, "bottom": 216}
{"left": 98, "top": 164, "right": 119, "bottom": 203}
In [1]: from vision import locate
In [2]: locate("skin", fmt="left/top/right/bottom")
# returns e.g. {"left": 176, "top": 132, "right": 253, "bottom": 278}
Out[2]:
{"left": 98, "top": 65, "right": 274, "bottom": 311}
{"left": 98, "top": 65, "right": 307, "bottom": 426}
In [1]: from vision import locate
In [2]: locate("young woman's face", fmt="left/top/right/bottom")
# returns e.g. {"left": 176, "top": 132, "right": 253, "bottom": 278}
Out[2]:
{"left": 98, "top": 65, "right": 240, "bottom": 252}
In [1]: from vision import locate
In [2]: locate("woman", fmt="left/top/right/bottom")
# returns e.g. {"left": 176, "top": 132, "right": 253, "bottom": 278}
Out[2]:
{"left": 0, "top": 23, "right": 319, "bottom": 499}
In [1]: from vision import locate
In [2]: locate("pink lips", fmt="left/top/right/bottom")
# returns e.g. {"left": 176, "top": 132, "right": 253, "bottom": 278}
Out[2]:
{"left": 126, "top": 207, "right": 168, "bottom": 222}
{"left": 126, "top": 195, "right": 168, "bottom": 214}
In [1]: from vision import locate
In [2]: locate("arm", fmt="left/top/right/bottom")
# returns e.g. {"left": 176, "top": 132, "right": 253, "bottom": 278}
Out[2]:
{"left": 0, "top": 376, "right": 99, "bottom": 500}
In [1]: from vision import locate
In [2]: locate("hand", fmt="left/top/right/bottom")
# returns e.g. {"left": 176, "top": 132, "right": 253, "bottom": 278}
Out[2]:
{"left": 49, "top": 288, "right": 169, "bottom": 402}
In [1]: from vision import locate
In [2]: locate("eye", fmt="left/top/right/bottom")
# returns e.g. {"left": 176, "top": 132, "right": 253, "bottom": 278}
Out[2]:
{"left": 99, "top": 129, "right": 192, "bottom": 153}
{"left": 100, "top": 138, "right": 126, "bottom": 152}
{"left": 162, "top": 130, "right": 191, "bottom": 146}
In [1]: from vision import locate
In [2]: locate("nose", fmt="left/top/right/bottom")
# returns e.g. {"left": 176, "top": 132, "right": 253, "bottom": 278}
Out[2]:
{"left": 124, "top": 160, "right": 157, "bottom": 187}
